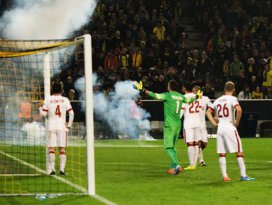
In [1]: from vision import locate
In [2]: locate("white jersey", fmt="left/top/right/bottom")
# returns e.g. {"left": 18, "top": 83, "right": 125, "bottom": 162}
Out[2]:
{"left": 183, "top": 93, "right": 202, "bottom": 129}
{"left": 209, "top": 95, "right": 239, "bottom": 124}
{"left": 42, "top": 95, "right": 73, "bottom": 130}
{"left": 198, "top": 96, "right": 212, "bottom": 128}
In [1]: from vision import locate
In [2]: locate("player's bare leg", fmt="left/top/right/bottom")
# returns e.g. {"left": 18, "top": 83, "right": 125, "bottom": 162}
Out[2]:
{"left": 219, "top": 153, "right": 230, "bottom": 181}
{"left": 48, "top": 147, "right": 56, "bottom": 175}
{"left": 236, "top": 152, "right": 255, "bottom": 181}
{"left": 184, "top": 142, "right": 196, "bottom": 170}
{"left": 199, "top": 141, "right": 207, "bottom": 166}
{"left": 193, "top": 141, "right": 199, "bottom": 165}
{"left": 59, "top": 147, "right": 66, "bottom": 175}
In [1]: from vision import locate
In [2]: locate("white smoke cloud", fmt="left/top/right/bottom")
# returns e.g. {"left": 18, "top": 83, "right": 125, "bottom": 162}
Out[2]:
{"left": 74, "top": 75, "right": 151, "bottom": 139}
{"left": 0, "top": 0, "right": 97, "bottom": 39}
{"left": 21, "top": 122, "right": 46, "bottom": 145}
{"left": 0, "top": 0, "right": 98, "bottom": 145}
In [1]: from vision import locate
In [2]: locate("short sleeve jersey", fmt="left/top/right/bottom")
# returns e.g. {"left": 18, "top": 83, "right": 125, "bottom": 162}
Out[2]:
{"left": 209, "top": 95, "right": 239, "bottom": 124}
{"left": 198, "top": 96, "right": 212, "bottom": 127}
{"left": 42, "top": 95, "right": 73, "bottom": 130}
{"left": 183, "top": 93, "right": 202, "bottom": 129}
{"left": 148, "top": 91, "right": 193, "bottom": 127}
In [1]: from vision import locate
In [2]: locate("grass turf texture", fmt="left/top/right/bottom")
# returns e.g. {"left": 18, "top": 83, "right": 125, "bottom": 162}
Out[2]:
{"left": 0, "top": 138, "right": 271, "bottom": 205}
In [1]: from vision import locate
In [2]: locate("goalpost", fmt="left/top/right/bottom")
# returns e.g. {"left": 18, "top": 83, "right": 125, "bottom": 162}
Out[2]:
{"left": 0, "top": 34, "right": 95, "bottom": 196}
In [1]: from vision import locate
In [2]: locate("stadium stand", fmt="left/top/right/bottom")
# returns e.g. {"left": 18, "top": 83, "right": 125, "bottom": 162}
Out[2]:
{"left": 1, "top": 0, "right": 271, "bottom": 99}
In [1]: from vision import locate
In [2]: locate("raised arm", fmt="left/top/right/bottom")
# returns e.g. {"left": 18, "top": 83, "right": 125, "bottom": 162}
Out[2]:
{"left": 145, "top": 90, "right": 166, "bottom": 100}
{"left": 182, "top": 89, "right": 203, "bottom": 104}
{"left": 133, "top": 81, "right": 166, "bottom": 100}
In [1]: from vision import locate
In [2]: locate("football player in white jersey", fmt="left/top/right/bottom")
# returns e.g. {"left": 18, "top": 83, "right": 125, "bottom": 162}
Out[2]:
{"left": 206, "top": 81, "right": 255, "bottom": 181}
{"left": 40, "top": 82, "right": 74, "bottom": 175}
{"left": 182, "top": 82, "right": 202, "bottom": 170}
{"left": 193, "top": 86, "right": 212, "bottom": 166}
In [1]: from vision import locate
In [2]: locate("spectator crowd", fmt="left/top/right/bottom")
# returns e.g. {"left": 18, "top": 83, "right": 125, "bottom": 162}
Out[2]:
{"left": 84, "top": 0, "right": 272, "bottom": 99}
{"left": 197, "top": 0, "right": 272, "bottom": 98}
{"left": 1, "top": 0, "right": 272, "bottom": 99}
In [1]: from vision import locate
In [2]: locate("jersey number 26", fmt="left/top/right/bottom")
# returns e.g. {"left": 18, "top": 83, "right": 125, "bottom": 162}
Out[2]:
{"left": 216, "top": 103, "right": 229, "bottom": 118}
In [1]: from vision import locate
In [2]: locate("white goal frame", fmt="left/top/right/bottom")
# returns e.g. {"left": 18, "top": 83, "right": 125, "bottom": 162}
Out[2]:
{"left": 43, "top": 34, "right": 95, "bottom": 196}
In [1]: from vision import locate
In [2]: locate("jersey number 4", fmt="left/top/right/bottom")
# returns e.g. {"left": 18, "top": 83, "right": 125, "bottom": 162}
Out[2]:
{"left": 55, "top": 105, "right": 61, "bottom": 117}
{"left": 189, "top": 101, "right": 200, "bottom": 113}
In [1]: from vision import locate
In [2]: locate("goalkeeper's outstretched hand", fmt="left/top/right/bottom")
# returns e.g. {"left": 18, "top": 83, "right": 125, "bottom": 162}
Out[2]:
{"left": 196, "top": 90, "right": 203, "bottom": 99}
{"left": 133, "top": 81, "right": 145, "bottom": 93}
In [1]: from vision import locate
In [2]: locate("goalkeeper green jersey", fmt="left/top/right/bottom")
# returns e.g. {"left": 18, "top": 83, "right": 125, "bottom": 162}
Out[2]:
{"left": 148, "top": 91, "right": 194, "bottom": 127}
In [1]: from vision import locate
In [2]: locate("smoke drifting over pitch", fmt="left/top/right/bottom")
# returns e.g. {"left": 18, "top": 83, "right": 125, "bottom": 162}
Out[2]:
{"left": 0, "top": 0, "right": 97, "bottom": 39}
{"left": 75, "top": 75, "right": 151, "bottom": 139}
{"left": 0, "top": 0, "right": 98, "bottom": 143}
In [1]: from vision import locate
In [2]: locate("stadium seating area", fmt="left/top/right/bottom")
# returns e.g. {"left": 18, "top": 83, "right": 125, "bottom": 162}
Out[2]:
{"left": 80, "top": 0, "right": 272, "bottom": 99}
{"left": 1, "top": 0, "right": 272, "bottom": 99}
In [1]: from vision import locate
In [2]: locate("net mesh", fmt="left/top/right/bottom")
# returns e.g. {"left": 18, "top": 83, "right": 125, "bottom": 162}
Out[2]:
{"left": 0, "top": 39, "right": 88, "bottom": 195}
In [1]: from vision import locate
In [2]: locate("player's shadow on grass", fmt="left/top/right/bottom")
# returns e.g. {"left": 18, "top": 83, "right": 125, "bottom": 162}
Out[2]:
{"left": 196, "top": 180, "right": 236, "bottom": 187}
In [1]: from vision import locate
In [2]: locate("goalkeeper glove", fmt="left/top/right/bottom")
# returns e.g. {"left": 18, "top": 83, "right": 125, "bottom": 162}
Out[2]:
{"left": 196, "top": 90, "right": 203, "bottom": 99}
{"left": 133, "top": 81, "right": 145, "bottom": 93}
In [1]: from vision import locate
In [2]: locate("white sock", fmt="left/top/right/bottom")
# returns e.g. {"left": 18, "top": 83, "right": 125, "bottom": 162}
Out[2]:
{"left": 188, "top": 146, "right": 195, "bottom": 166}
{"left": 198, "top": 148, "right": 203, "bottom": 163}
{"left": 237, "top": 157, "right": 246, "bottom": 177}
{"left": 60, "top": 154, "right": 66, "bottom": 172}
{"left": 49, "top": 153, "right": 55, "bottom": 172}
{"left": 194, "top": 145, "right": 199, "bottom": 165}
{"left": 219, "top": 157, "right": 227, "bottom": 178}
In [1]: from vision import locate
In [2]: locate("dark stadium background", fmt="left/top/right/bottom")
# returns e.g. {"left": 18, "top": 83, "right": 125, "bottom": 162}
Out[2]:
{"left": 1, "top": 0, "right": 272, "bottom": 138}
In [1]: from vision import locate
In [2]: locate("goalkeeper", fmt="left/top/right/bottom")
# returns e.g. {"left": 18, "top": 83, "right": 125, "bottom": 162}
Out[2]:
{"left": 134, "top": 80, "right": 201, "bottom": 175}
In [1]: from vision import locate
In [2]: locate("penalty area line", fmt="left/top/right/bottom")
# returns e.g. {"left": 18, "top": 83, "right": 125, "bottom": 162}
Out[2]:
{"left": 0, "top": 150, "right": 116, "bottom": 205}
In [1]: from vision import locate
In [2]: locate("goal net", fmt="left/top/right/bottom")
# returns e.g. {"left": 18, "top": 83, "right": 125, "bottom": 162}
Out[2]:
{"left": 0, "top": 35, "right": 94, "bottom": 195}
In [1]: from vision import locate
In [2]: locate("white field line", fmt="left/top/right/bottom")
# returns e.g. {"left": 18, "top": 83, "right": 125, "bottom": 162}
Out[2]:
{"left": 0, "top": 150, "right": 116, "bottom": 205}
{"left": 93, "top": 195, "right": 117, "bottom": 205}
{"left": 0, "top": 142, "right": 162, "bottom": 148}
{"left": 0, "top": 174, "right": 42, "bottom": 177}
{"left": 96, "top": 161, "right": 272, "bottom": 165}
{"left": 94, "top": 144, "right": 161, "bottom": 148}
{"left": 0, "top": 193, "right": 83, "bottom": 196}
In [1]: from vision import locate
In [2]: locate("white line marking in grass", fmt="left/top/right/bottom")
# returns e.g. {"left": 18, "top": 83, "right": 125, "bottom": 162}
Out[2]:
{"left": 96, "top": 161, "right": 272, "bottom": 165}
{"left": 93, "top": 195, "right": 117, "bottom": 205}
{"left": 0, "top": 174, "right": 42, "bottom": 177}
{"left": 95, "top": 144, "right": 161, "bottom": 148}
{"left": 0, "top": 150, "right": 116, "bottom": 205}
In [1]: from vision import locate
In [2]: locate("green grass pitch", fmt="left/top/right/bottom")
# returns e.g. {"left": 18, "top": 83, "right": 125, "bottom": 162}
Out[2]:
{"left": 0, "top": 138, "right": 272, "bottom": 205}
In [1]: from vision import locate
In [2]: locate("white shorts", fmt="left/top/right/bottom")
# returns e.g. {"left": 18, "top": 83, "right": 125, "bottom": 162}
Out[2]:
{"left": 198, "top": 127, "right": 208, "bottom": 143}
{"left": 47, "top": 130, "right": 68, "bottom": 147}
{"left": 217, "top": 123, "right": 243, "bottom": 153}
{"left": 183, "top": 128, "right": 200, "bottom": 143}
